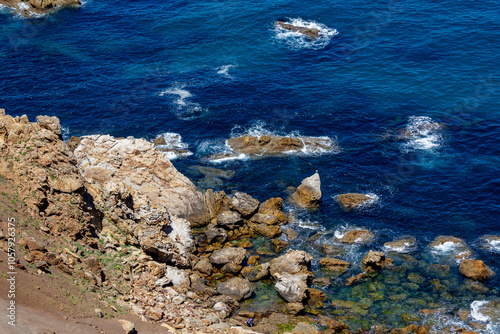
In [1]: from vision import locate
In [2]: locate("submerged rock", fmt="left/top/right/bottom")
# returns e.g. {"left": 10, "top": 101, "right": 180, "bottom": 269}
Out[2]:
{"left": 429, "top": 236, "right": 472, "bottom": 261}
{"left": 384, "top": 237, "right": 417, "bottom": 253}
{"left": 459, "top": 259, "right": 495, "bottom": 281}
{"left": 291, "top": 172, "right": 322, "bottom": 208}
{"left": 318, "top": 257, "right": 350, "bottom": 275}
{"left": 216, "top": 277, "right": 254, "bottom": 301}
{"left": 336, "top": 193, "right": 375, "bottom": 211}
{"left": 241, "top": 263, "right": 270, "bottom": 282}
{"left": 275, "top": 21, "right": 321, "bottom": 40}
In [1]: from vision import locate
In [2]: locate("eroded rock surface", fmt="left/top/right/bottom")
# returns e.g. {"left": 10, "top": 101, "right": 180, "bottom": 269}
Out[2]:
{"left": 0, "top": 0, "right": 81, "bottom": 17}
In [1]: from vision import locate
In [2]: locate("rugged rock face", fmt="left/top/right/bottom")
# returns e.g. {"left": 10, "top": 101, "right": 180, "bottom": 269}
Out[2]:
{"left": 459, "top": 259, "right": 495, "bottom": 281}
{"left": 275, "top": 21, "right": 321, "bottom": 39}
{"left": 336, "top": 193, "right": 374, "bottom": 211}
{"left": 291, "top": 173, "right": 322, "bottom": 208}
{"left": 74, "top": 135, "right": 214, "bottom": 267}
{"left": 0, "top": 110, "right": 96, "bottom": 241}
{"left": 225, "top": 135, "right": 335, "bottom": 157}
{"left": 0, "top": 0, "right": 81, "bottom": 17}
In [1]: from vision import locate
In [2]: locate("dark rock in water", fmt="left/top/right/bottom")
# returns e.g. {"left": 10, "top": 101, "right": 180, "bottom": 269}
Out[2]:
{"left": 153, "top": 135, "right": 166, "bottom": 146}
{"left": 319, "top": 257, "right": 350, "bottom": 275}
{"left": 205, "top": 227, "right": 228, "bottom": 244}
{"left": 459, "top": 259, "right": 495, "bottom": 281}
{"left": 241, "top": 263, "right": 270, "bottom": 282}
{"left": 275, "top": 21, "right": 321, "bottom": 39}
{"left": 286, "top": 228, "right": 299, "bottom": 241}
{"left": 188, "top": 166, "right": 235, "bottom": 180}
{"left": 216, "top": 277, "right": 254, "bottom": 301}
{"left": 272, "top": 238, "right": 290, "bottom": 252}
{"left": 220, "top": 262, "right": 242, "bottom": 274}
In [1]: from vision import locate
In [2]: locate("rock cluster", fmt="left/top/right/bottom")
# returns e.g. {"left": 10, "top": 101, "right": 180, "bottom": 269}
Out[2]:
{"left": 0, "top": 0, "right": 81, "bottom": 17}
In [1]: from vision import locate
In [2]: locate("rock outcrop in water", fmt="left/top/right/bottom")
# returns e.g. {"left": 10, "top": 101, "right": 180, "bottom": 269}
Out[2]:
{"left": 275, "top": 21, "right": 320, "bottom": 39}
{"left": 0, "top": 0, "right": 81, "bottom": 17}
{"left": 291, "top": 172, "right": 322, "bottom": 208}
{"left": 459, "top": 259, "right": 495, "bottom": 281}
{"left": 336, "top": 193, "right": 374, "bottom": 211}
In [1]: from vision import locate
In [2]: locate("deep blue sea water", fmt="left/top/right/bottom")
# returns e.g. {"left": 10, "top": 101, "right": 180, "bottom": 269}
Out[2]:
{"left": 1, "top": 0, "right": 500, "bottom": 331}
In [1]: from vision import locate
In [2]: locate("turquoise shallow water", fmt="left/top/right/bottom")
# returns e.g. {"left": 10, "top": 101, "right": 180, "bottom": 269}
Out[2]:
{"left": 1, "top": 0, "right": 500, "bottom": 331}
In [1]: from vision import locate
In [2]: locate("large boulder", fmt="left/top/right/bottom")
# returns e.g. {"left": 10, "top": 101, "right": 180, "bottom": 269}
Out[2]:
{"left": 216, "top": 277, "right": 254, "bottom": 301}
{"left": 205, "top": 227, "right": 228, "bottom": 244}
{"left": 269, "top": 249, "right": 313, "bottom": 278}
{"left": 291, "top": 173, "right": 322, "bottom": 208}
{"left": 274, "top": 273, "right": 309, "bottom": 303}
{"left": 209, "top": 247, "right": 247, "bottom": 266}
{"left": 257, "top": 197, "right": 288, "bottom": 224}
{"left": 459, "top": 259, "right": 495, "bottom": 281}
{"left": 248, "top": 222, "right": 283, "bottom": 238}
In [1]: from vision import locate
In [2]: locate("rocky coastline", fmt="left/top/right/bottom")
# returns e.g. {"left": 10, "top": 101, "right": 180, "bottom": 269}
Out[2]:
{"left": 0, "top": 109, "right": 498, "bottom": 334}
{"left": 0, "top": 0, "right": 80, "bottom": 17}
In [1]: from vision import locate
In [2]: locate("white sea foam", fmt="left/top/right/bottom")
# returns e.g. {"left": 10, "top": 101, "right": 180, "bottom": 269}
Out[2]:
{"left": 400, "top": 116, "right": 444, "bottom": 152}
{"left": 155, "top": 132, "right": 193, "bottom": 160}
{"left": 18, "top": 2, "right": 30, "bottom": 11}
{"left": 274, "top": 17, "right": 339, "bottom": 50}
{"left": 217, "top": 65, "right": 234, "bottom": 79}
{"left": 292, "top": 218, "right": 325, "bottom": 231}
{"left": 431, "top": 241, "right": 458, "bottom": 253}
{"left": 61, "top": 126, "right": 70, "bottom": 141}
{"left": 384, "top": 242, "right": 409, "bottom": 253}
{"left": 159, "top": 86, "right": 208, "bottom": 120}
{"left": 471, "top": 300, "right": 491, "bottom": 322}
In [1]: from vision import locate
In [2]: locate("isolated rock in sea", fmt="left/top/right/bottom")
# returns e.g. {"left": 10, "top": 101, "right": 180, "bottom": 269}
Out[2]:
{"left": 319, "top": 257, "right": 350, "bottom": 275}
{"left": 459, "top": 259, "right": 495, "bottom": 281}
{"left": 291, "top": 172, "right": 322, "bottom": 208}
{"left": 216, "top": 277, "right": 254, "bottom": 301}
{"left": 209, "top": 247, "right": 247, "bottom": 266}
{"left": 274, "top": 272, "right": 309, "bottom": 303}
{"left": 338, "top": 229, "right": 375, "bottom": 244}
{"left": 269, "top": 249, "right": 313, "bottom": 279}
{"left": 480, "top": 235, "right": 500, "bottom": 252}
{"left": 336, "top": 193, "right": 374, "bottom": 211}
{"left": 226, "top": 134, "right": 336, "bottom": 156}
{"left": 0, "top": 0, "right": 81, "bottom": 17}
{"left": 430, "top": 236, "right": 473, "bottom": 261}
{"left": 275, "top": 21, "right": 321, "bottom": 40}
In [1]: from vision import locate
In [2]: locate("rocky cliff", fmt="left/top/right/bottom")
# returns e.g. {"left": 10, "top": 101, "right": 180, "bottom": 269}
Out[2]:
{"left": 0, "top": 0, "right": 81, "bottom": 17}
